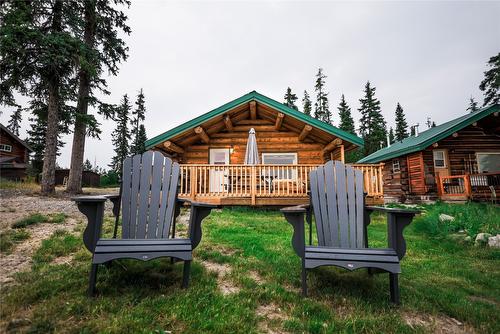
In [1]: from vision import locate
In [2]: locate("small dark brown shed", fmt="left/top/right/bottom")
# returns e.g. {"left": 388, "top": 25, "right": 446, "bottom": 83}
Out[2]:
{"left": 55, "top": 169, "right": 101, "bottom": 187}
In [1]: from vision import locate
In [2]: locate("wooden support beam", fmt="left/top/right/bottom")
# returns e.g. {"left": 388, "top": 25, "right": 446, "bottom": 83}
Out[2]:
{"left": 163, "top": 141, "right": 184, "bottom": 154}
{"left": 224, "top": 115, "right": 234, "bottom": 132}
{"left": 274, "top": 112, "right": 284, "bottom": 130}
{"left": 298, "top": 124, "right": 313, "bottom": 141}
{"left": 323, "top": 138, "right": 343, "bottom": 153}
{"left": 195, "top": 126, "right": 210, "bottom": 143}
{"left": 340, "top": 144, "right": 345, "bottom": 163}
{"left": 250, "top": 101, "right": 257, "bottom": 120}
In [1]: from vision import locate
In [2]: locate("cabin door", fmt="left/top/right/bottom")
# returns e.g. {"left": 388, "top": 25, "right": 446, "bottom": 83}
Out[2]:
{"left": 209, "top": 148, "right": 230, "bottom": 192}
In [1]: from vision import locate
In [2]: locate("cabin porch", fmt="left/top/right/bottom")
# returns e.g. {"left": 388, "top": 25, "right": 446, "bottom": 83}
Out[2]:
{"left": 178, "top": 163, "right": 384, "bottom": 206}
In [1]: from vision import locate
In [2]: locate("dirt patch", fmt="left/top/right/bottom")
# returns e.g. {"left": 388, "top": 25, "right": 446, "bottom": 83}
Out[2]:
{"left": 403, "top": 311, "right": 475, "bottom": 334}
{"left": 51, "top": 254, "right": 74, "bottom": 265}
{"left": 0, "top": 218, "right": 80, "bottom": 285}
{"left": 202, "top": 260, "right": 239, "bottom": 295}
{"left": 248, "top": 270, "right": 265, "bottom": 285}
{"left": 467, "top": 295, "right": 498, "bottom": 306}
{"left": 256, "top": 303, "right": 288, "bottom": 334}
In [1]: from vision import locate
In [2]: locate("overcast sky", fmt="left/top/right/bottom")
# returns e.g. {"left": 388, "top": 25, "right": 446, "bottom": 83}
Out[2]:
{"left": 1, "top": 1, "right": 499, "bottom": 169}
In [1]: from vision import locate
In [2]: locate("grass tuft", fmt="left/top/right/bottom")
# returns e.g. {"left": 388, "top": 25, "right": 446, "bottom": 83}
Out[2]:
{"left": 0, "top": 229, "right": 30, "bottom": 253}
{"left": 11, "top": 213, "right": 68, "bottom": 229}
{"left": 32, "top": 230, "right": 81, "bottom": 264}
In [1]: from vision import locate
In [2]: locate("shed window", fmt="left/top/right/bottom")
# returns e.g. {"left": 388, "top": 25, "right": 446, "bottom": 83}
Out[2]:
{"left": 392, "top": 159, "right": 401, "bottom": 173}
{"left": 433, "top": 150, "right": 447, "bottom": 168}
{"left": 0, "top": 144, "right": 12, "bottom": 152}
{"left": 476, "top": 153, "right": 500, "bottom": 173}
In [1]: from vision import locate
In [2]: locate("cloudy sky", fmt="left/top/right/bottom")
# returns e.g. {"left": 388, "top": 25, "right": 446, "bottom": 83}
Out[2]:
{"left": 1, "top": 1, "right": 499, "bottom": 168}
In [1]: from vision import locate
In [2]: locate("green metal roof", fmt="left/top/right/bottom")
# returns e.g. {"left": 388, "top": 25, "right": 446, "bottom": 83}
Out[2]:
{"left": 145, "top": 91, "right": 364, "bottom": 149}
{"left": 358, "top": 104, "right": 500, "bottom": 163}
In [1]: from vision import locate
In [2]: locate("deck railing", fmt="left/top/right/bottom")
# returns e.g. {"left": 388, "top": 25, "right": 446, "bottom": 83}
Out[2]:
{"left": 179, "top": 163, "right": 384, "bottom": 203}
{"left": 437, "top": 172, "right": 500, "bottom": 201}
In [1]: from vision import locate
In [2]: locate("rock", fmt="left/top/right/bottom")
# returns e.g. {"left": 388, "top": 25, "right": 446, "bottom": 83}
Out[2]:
{"left": 475, "top": 233, "right": 492, "bottom": 246}
{"left": 487, "top": 234, "right": 500, "bottom": 248}
{"left": 439, "top": 214, "right": 455, "bottom": 223}
{"left": 464, "top": 236, "right": 472, "bottom": 243}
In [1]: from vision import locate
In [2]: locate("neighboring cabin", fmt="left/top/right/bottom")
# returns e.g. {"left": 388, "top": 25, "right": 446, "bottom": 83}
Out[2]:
{"left": 0, "top": 124, "right": 33, "bottom": 181}
{"left": 359, "top": 105, "right": 500, "bottom": 203}
{"left": 145, "top": 91, "right": 371, "bottom": 206}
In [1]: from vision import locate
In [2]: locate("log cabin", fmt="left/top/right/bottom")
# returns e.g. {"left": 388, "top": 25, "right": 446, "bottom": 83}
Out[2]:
{"left": 145, "top": 91, "right": 384, "bottom": 206}
{"left": 0, "top": 123, "right": 32, "bottom": 181}
{"left": 359, "top": 104, "right": 500, "bottom": 203}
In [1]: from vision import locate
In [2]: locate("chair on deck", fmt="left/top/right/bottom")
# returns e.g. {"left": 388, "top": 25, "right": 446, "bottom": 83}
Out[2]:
{"left": 281, "top": 160, "right": 419, "bottom": 304}
{"left": 73, "top": 151, "right": 216, "bottom": 296}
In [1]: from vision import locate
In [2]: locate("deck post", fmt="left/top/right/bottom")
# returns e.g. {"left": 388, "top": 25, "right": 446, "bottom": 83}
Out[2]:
{"left": 340, "top": 145, "right": 345, "bottom": 163}
{"left": 190, "top": 166, "right": 197, "bottom": 201}
{"left": 251, "top": 166, "right": 256, "bottom": 206}
{"left": 464, "top": 174, "right": 472, "bottom": 199}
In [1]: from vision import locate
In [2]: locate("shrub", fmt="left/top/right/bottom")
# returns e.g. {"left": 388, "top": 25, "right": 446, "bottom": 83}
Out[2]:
{"left": 100, "top": 170, "right": 120, "bottom": 187}
{"left": 413, "top": 202, "right": 500, "bottom": 237}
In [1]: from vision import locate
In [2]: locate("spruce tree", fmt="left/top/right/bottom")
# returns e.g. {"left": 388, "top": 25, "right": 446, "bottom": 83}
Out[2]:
{"left": 131, "top": 89, "right": 147, "bottom": 155}
{"left": 394, "top": 102, "right": 409, "bottom": 141}
{"left": 358, "top": 81, "right": 387, "bottom": 156}
{"left": 283, "top": 87, "right": 298, "bottom": 110}
{"left": 67, "top": 0, "right": 130, "bottom": 194}
{"left": 7, "top": 106, "right": 22, "bottom": 136}
{"left": 479, "top": 52, "right": 500, "bottom": 106}
{"left": 0, "top": 0, "right": 83, "bottom": 194}
{"left": 110, "top": 95, "right": 131, "bottom": 173}
{"left": 302, "top": 90, "right": 312, "bottom": 116}
{"left": 466, "top": 97, "right": 479, "bottom": 113}
{"left": 314, "top": 68, "right": 331, "bottom": 124}
{"left": 337, "top": 94, "right": 355, "bottom": 134}
{"left": 388, "top": 127, "right": 395, "bottom": 144}
{"left": 83, "top": 159, "right": 93, "bottom": 171}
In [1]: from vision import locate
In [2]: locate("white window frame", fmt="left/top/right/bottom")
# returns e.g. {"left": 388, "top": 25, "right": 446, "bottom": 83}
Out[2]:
{"left": 433, "top": 150, "right": 447, "bottom": 168}
{"left": 261, "top": 152, "right": 297, "bottom": 165}
{"left": 476, "top": 152, "right": 500, "bottom": 173}
{"left": 0, "top": 144, "right": 12, "bottom": 152}
{"left": 392, "top": 159, "right": 401, "bottom": 173}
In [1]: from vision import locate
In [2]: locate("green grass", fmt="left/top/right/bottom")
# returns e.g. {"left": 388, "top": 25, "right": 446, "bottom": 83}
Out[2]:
{"left": 0, "top": 229, "right": 30, "bottom": 254}
{"left": 11, "top": 213, "right": 68, "bottom": 229}
{"left": 1, "top": 204, "right": 499, "bottom": 333}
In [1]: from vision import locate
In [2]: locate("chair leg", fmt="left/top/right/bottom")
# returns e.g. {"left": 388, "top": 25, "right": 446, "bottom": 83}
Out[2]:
{"left": 389, "top": 273, "right": 400, "bottom": 305}
{"left": 182, "top": 260, "right": 191, "bottom": 289}
{"left": 301, "top": 265, "right": 308, "bottom": 297}
{"left": 88, "top": 264, "right": 98, "bottom": 297}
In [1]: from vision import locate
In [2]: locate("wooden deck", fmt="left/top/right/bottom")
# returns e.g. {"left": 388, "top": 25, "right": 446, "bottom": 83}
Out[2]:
{"left": 437, "top": 172, "right": 500, "bottom": 202}
{"left": 178, "top": 163, "right": 384, "bottom": 206}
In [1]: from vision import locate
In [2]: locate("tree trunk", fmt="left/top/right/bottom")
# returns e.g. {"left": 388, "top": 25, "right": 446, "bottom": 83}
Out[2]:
{"left": 40, "top": 0, "right": 63, "bottom": 195}
{"left": 66, "top": 1, "right": 96, "bottom": 194}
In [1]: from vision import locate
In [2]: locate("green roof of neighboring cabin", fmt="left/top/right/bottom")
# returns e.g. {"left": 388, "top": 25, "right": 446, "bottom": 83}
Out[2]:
{"left": 145, "top": 91, "right": 364, "bottom": 149}
{"left": 358, "top": 104, "right": 500, "bottom": 163}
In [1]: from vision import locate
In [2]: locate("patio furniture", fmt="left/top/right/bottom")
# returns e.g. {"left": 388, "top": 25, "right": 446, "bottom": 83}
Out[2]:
{"left": 73, "top": 151, "right": 215, "bottom": 296}
{"left": 281, "top": 160, "right": 419, "bottom": 304}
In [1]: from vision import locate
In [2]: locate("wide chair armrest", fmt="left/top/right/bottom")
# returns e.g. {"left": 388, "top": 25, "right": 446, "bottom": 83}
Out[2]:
{"left": 365, "top": 206, "right": 420, "bottom": 260}
{"left": 179, "top": 198, "right": 218, "bottom": 250}
{"left": 72, "top": 196, "right": 109, "bottom": 253}
{"left": 281, "top": 205, "right": 309, "bottom": 258}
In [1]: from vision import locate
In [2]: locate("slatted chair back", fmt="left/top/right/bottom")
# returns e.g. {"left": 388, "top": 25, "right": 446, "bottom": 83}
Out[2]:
{"left": 309, "top": 160, "right": 365, "bottom": 248}
{"left": 120, "top": 151, "right": 180, "bottom": 239}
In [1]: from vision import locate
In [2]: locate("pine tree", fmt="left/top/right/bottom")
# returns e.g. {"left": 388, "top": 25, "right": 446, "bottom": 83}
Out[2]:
{"left": 110, "top": 95, "right": 131, "bottom": 172}
{"left": 479, "top": 52, "right": 500, "bottom": 106}
{"left": 337, "top": 94, "right": 355, "bottom": 134}
{"left": 302, "top": 90, "right": 312, "bottom": 116}
{"left": 83, "top": 159, "right": 93, "bottom": 171}
{"left": 466, "top": 97, "right": 479, "bottom": 113}
{"left": 313, "top": 68, "right": 331, "bottom": 124}
{"left": 394, "top": 102, "right": 409, "bottom": 141}
{"left": 358, "top": 81, "right": 387, "bottom": 156}
{"left": 0, "top": 0, "right": 84, "bottom": 194}
{"left": 130, "top": 89, "right": 147, "bottom": 155}
{"left": 67, "top": 0, "right": 130, "bottom": 194}
{"left": 388, "top": 127, "right": 395, "bottom": 144}
{"left": 283, "top": 87, "right": 298, "bottom": 110}
{"left": 7, "top": 106, "right": 22, "bottom": 136}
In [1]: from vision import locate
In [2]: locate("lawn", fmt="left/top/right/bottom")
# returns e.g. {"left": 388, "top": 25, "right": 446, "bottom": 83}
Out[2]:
{"left": 1, "top": 204, "right": 499, "bottom": 333}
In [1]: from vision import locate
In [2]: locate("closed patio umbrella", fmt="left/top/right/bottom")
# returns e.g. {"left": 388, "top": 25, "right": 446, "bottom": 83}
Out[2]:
{"left": 244, "top": 128, "right": 260, "bottom": 165}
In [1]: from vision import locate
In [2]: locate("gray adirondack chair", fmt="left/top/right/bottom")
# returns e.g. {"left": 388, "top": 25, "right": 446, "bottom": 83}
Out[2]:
{"left": 281, "top": 160, "right": 419, "bottom": 304}
{"left": 73, "top": 151, "right": 215, "bottom": 296}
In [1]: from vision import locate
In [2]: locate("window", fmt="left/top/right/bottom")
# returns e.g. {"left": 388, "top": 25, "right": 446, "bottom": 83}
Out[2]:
{"left": 433, "top": 150, "right": 447, "bottom": 168}
{"left": 476, "top": 153, "right": 500, "bottom": 173}
{"left": 261, "top": 153, "right": 297, "bottom": 179}
{"left": 392, "top": 159, "right": 401, "bottom": 173}
{"left": 0, "top": 144, "right": 12, "bottom": 152}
